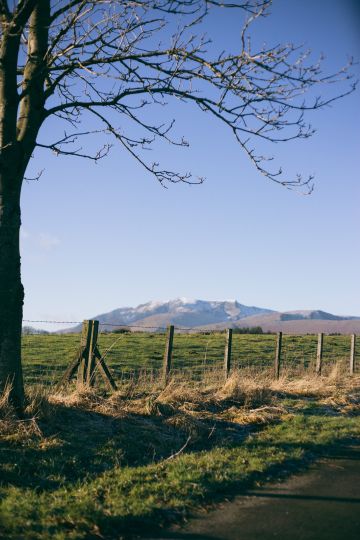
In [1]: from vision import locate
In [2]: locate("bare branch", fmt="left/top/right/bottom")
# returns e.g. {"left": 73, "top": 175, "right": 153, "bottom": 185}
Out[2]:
{"left": 2, "top": 0, "right": 356, "bottom": 189}
{"left": 0, "top": 1, "right": 11, "bottom": 24}
{"left": 36, "top": 129, "right": 112, "bottom": 161}
{"left": 11, "top": 0, "right": 38, "bottom": 33}
{"left": 24, "top": 167, "right": 44, "bottom": 181}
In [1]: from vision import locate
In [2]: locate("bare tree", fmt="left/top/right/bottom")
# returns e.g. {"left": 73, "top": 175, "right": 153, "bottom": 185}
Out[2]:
{"left": 0, "top": 0, "right": 354, "bottom": 407}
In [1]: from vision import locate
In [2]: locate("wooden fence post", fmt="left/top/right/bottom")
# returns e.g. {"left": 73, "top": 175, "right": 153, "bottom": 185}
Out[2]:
{"left": 163, "top": 325, "right": 174, "bottom": 385}
{"left": 316, "top": 333, "right": 324, "bottom": 375}
{"left": 274, "top": 332, "right": 282, "bottom": 379}
{"left": 78, "top": 320, "right": 92, "bottom": 386}
{"left": 86, "top": 319, "right": 99, "bottom": 386}
{"left": 224, "top": 329, "right": 233, "bottom": 380}
{"left": 59, "top": 319, "right": 117, "bottom": 391}
{"left": 350, "top": 334, "right": 356, "bottom": 376}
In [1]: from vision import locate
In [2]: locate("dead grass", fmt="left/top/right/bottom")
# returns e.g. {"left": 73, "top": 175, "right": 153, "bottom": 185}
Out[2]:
{"left": 1, "top": 368, "right": 359, "bottom": 447}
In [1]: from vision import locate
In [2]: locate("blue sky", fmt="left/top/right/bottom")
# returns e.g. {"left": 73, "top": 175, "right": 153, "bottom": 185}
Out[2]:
{"left": 21, "top": 0, "right": 360, "bottom": 328}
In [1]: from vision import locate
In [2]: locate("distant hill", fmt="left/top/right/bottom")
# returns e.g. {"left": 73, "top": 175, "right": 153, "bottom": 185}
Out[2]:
{"left": 201, "top": 310, "right": 360, "bottom": 334}
{"left": 65, "top": 298, "right": 273, "bottom": 332}
{"left": 62, "top": 299, "right": 360, "bottom": 334}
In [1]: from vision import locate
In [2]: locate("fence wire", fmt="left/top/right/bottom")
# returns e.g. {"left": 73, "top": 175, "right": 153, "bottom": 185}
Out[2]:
{"left": 21, "top": 321, "right": 359, "bottom": 388}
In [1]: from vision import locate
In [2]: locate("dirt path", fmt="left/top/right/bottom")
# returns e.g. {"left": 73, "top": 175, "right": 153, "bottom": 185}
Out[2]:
{"left": 145, "top": 444, "right": 360, "bottom": 540}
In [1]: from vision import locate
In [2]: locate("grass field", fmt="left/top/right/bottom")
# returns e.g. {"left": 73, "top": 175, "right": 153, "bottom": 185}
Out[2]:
{"left": 0, "top": 372, "right": 359, "bottom": 539}
{"left": 10, "top": 329, "right": 358, "bottom": 540}
{"left": 21, "top": 331, "right": 357, "bottom": 387}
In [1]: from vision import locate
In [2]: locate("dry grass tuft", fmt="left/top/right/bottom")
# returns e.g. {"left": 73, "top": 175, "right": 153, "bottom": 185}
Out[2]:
{"left": 0, "top": 384, "right": 43, "bottom": 439}
{"left": 271, "top": 372, "right": 359, "bottom": 397}
{"left": 221, "top": 403, "right": 287, "bottom": 426}
{"left": 1, "top": 371, "right": 359, "bottom": 453}
{"left": 215, "top": 371, "right": 273, "bottom": 407}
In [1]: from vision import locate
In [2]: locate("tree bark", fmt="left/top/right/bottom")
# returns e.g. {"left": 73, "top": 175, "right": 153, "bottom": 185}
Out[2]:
{"left": 0, "top": 8, "right": 24, "bottom": 409}
{"left": 0, "top": 169, "right": 24, "bottom": 409}
{"left": 0, "top": 1, "right": 49, "bottom": 409}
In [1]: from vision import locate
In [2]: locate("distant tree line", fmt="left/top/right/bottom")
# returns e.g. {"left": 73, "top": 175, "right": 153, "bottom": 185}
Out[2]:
{"left": 232, "top": 327, "right": 264, "bottom": 334}
{"left": 104, "top": 326, "right": 268, "bottom": 335}
{"left": 22, "top": 326, "right": 49, "bottom": 335}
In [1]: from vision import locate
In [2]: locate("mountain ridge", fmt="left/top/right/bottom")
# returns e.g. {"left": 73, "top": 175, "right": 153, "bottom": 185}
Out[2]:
{"left": 63, "top": 298, "right": 360, "bottom": 334}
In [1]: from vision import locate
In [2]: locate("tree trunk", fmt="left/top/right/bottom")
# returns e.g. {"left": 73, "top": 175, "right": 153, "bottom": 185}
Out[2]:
{"left": 0, "top": 1, "right": 49, "bottom": 410}
{"left": 0, "top": 173, "right": 24, "bottom": 409}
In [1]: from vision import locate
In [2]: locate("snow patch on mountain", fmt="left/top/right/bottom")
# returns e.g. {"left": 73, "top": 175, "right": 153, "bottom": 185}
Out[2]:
{"left": 67, "top": 299, "right": 275, "bottom": 331}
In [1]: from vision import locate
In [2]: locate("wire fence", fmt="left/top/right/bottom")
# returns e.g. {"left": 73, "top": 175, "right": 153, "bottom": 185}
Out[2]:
{"left": 21, "top": 319, "right": 359, "bottom": 389}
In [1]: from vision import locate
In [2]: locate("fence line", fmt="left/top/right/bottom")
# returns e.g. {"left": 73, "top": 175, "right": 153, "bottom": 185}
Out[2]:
{"left": 21, "top": 319, "right": 358, "bottom": 389}
{"left": 23, "top": 318, "right": 262, "bottom": 333}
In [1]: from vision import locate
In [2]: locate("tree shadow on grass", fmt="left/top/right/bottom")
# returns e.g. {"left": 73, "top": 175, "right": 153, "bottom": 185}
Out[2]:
{"left": 0, "top": 398, "right": 257, "bottom": 491}
{"left": 0, "top": 387, "right": 356, "bottom": 493}
{"left": 72, "top": 438, "right": 359, "bottom": 540}
{"left": 0, "top": 390, "right": 359, "bottom": 540}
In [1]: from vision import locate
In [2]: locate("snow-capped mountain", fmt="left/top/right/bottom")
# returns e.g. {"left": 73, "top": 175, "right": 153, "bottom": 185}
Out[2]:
{"left": 62, "top": 299, "right": 360, "bottom": 334}
{"left": 67, "top": 298, "right": 274, "bottom": 331}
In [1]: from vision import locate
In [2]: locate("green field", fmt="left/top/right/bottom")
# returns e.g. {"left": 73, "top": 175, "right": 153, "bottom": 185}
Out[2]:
{"left": 21, "top": 331, "right": 357, "bottom": 387}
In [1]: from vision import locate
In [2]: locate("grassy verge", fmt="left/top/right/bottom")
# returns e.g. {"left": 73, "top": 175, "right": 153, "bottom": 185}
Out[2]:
{"left": 1, "top": 372, "right": 359, "bottom": 539}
